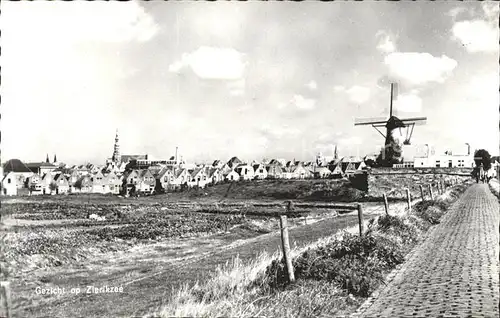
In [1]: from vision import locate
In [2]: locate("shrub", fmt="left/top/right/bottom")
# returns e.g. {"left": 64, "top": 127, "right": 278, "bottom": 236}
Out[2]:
{"left": 264, "top": 233, "right": 405, "bottom": 297}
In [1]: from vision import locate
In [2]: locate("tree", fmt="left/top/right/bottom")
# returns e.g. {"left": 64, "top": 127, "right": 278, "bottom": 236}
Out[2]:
{"left": 474, "top": 149, "right": 492, "bottom": 171}
{"left": 49, "top": 182, "right": 58, "bottom": 194}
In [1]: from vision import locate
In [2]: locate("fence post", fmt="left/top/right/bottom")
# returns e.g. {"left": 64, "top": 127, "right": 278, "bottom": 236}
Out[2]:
{"left": 406, "top": 188, "right": 411, "bottom": 214}
{"left": 0, "top": 281, "right": 11, "bottom": 318}
{"left": 382, "top": 193, "right": 389, "bottom": 216}
{"left": 419, "top": 185, "right": 425, "bottom": 201}
{"left": 428, "top": 184, "right": 434, "bottom": 200}
{"left": 357, "top": 203, "right": 364, "bottom": 237}
{"left": 279, "top": 215, "right": 295, "bottom": 283}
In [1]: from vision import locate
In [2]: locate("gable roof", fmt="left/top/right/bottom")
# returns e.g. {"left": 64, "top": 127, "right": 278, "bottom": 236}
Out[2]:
{"left": 175, "top": 168, "right": 189, "bottom": 178}
{"left": 53, "top": 173, "right": 68, "bottom": 182}
{"left": 268, "top": 159, "right": 282, "bottom": 166}
{"left": 207, "top": 167, "right": 221, "bottom": 178}
{"left": 266, "top": 165, "right": 283, "bottom": 173}
{"left": 157, "top": 167, "right": 174, "bottom": 179}
{"left": 253, "top": 164, "right": 264, "bottom": 171}
{"left": 4, "top": 159, "right": 33, "bottom": 173}
{"left": 227, "top": 156, "right": 243, "bottom": 168}
{"left": 140, "top": 169, "right": 154, "bottom": 178}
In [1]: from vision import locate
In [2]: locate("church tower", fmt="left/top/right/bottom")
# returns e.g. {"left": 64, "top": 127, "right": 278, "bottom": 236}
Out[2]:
{"left": 112, "top": 129, "right": 121, "bottom": 164}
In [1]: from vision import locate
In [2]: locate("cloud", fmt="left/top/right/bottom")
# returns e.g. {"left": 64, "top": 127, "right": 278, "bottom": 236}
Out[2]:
{"left": 227, "top": 79, "right": 246, "bottom": 96}
{"left": 1, "top": 1, "right": 158, "bottom": 44}
{"left": 482, "top": 2, "right": 500, "bottom": 19}
{"left": 446, "top": 7, "right": 468, "bottom": 20}
{"left": 339, "top": 136, "right": 362, "bottom": 146}
{"left": 376, "top": 30, "right": 397, "bottom": 53}
{"left": 465, "top": 72, "right": 499, "bottom": 105}
{"left": 394, "top": 91, "right": 423, "bottom": 113}
{"left": 260, "top": 124, "right": 302, "bottom": 139}
{"left": 384, "top": 52, "right": 458, "bottom": 86}
{"left": 306, "top": 80, "right": 318, "bottom": 90}
{"left": 452, "top": 20, "right": 498, "bottom": 53}
{"left": 290, "top": 95, "right": 317, "bottom": 110}
{"left": 346, "top": 86, "right": 371, "bottom": 104}
{"left": 169, "top": 46, "right": 247, "bottom": 80}
{"left": 334, "top": 85, "right": 371, "bottom": 104}
{"left": 450, "top": 3, "right": 498, "bottom": 53}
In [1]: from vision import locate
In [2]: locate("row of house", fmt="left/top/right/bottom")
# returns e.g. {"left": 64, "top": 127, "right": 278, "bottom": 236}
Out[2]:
{"left": 1, "top": 156, "right": 367, "bottom": 196}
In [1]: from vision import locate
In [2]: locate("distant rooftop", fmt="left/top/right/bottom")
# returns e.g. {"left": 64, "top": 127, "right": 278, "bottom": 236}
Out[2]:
{"left": 3, "top": 159, "right": 34, "bottom": 173}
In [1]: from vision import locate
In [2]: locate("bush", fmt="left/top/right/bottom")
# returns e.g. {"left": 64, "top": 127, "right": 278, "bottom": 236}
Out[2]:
{"left": 265, "top": 233, "right": 405, "bottom": 297}
{"left": 373, "top": 214, "right": 422, "bottom": 246}
{"left": 413, "top": 200, "right": 447, "bottom": 225}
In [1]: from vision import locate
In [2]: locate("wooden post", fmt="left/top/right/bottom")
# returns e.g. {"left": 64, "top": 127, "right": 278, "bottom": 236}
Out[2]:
{"left": 419, "top": 185, "right": 425, "bottom": 201}
{"left": 357, "top": 203, "right": 364, "bottom": 236}
{"left": 1, "top": 281, "right": 11, "bottom": 318}
{"left": 406, "top": 188, "right": 411, "bottom": 214}
{"left": 428, "top": 184, "right": 434, "bottom": 200}
{"left": 382, "top": 193, "right": 389, "bottom": 216}
{"left": 279, "top": 215, "right": 295, "bottom": 283}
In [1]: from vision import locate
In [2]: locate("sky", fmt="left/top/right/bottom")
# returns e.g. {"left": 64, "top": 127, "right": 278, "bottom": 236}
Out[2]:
{"left": 1, "top": 1, "right": 499, "bottom": 165}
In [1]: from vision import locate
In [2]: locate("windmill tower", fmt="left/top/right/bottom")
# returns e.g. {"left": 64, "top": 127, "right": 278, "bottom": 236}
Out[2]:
{"left": 354, "top": 83, "right": 427, "bottom": 166}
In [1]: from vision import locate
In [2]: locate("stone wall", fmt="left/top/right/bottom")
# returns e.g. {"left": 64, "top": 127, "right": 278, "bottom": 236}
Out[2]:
{"left": 366, "top": 167, "right": 472, "bottom": 199}
{"left": 371, "top": 167, "right": 473, "bottom": 175}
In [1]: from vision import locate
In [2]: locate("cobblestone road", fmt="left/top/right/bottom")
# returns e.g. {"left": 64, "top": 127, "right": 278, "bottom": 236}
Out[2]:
{"left": 353, "top": 184, "right": 499, "bottom": 318}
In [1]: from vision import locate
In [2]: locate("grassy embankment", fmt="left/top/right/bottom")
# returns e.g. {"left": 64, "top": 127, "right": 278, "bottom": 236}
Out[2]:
{"left": 488, "top": 178, "right": 500, "bottom": 200}
{"left": 151, "top": 181, "right": 471, "bottom": 318}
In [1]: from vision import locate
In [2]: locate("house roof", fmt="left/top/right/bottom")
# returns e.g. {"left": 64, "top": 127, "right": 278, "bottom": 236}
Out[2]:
{"left": 227, "top": 156, "right": 243, "bottom": 168}
{"left": 207, "top": 167, "right": 220, "bottom": 178}
{"left": 139, "top": 169, "right": 153, "bottom": 178}
{"left": 4, "top": 159, "right": 34, "bottom": 173}
{"left": 175, "top": 168, "right": 189, "bottom": 178}
{"left": 25, "top": 162, "right": 57, "bottom": 169}
{"left": 53, "top": 173, "right": 67, "bottom": 182}
{"left": 157, "top": 167, "right": 173, "bottom": 178}
{"left": 121, "top": 155, "right": 147, "bottom": 163}
{"left": 212, "top": 160, "right": 222, "bottom": 167}
{"left": 268, "top": 159, "right": 282, "bottom": 166}
{"left": 266, "top": 165, "right": 283, "bottom": 173}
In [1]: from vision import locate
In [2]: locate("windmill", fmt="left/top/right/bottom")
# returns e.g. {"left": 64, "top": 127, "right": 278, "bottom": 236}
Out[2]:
{"left": 354, "top": 83, "right": 427, "bottom": 165}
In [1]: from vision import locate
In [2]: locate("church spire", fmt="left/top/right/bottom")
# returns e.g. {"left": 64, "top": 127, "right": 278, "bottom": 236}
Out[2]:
{"left": 53, "top": 154, "right": 57, "bottom": 163}
{"left": 46, "top": 154, "right": 49, "bottom": 163}
{"left": 112, "top": 129, "right": 121, "bottom": 164}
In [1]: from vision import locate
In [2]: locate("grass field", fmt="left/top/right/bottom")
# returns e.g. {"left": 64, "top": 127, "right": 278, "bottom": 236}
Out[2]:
{"left": 0, "top": 177, "right": 472, "bottom": 317}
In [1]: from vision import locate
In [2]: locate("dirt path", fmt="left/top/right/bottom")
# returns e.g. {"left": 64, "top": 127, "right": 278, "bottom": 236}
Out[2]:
{"left": 352, "top": 184, "right": 499, "bottom": 317}
{"left": 9, "top": 202, "right": 407, "bottom": 318}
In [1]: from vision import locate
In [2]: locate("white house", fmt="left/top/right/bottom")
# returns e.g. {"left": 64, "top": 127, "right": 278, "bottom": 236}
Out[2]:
{"left": 224, "top": 170, "right": 240, "bottom": 182}
{"left": 252, "top": 164, "right": 268, "bottom": 180}
{"left": 1, "top": 172, "right": 18, "bottom": 196}
{"left": 413, "top": 154, "right": 474, "bottom": 168}
{"left": 188, "top": 167, "right": 209, "bottom": 188}
{"left": 234, "top": 164, "right": 255, "bottom": 180}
